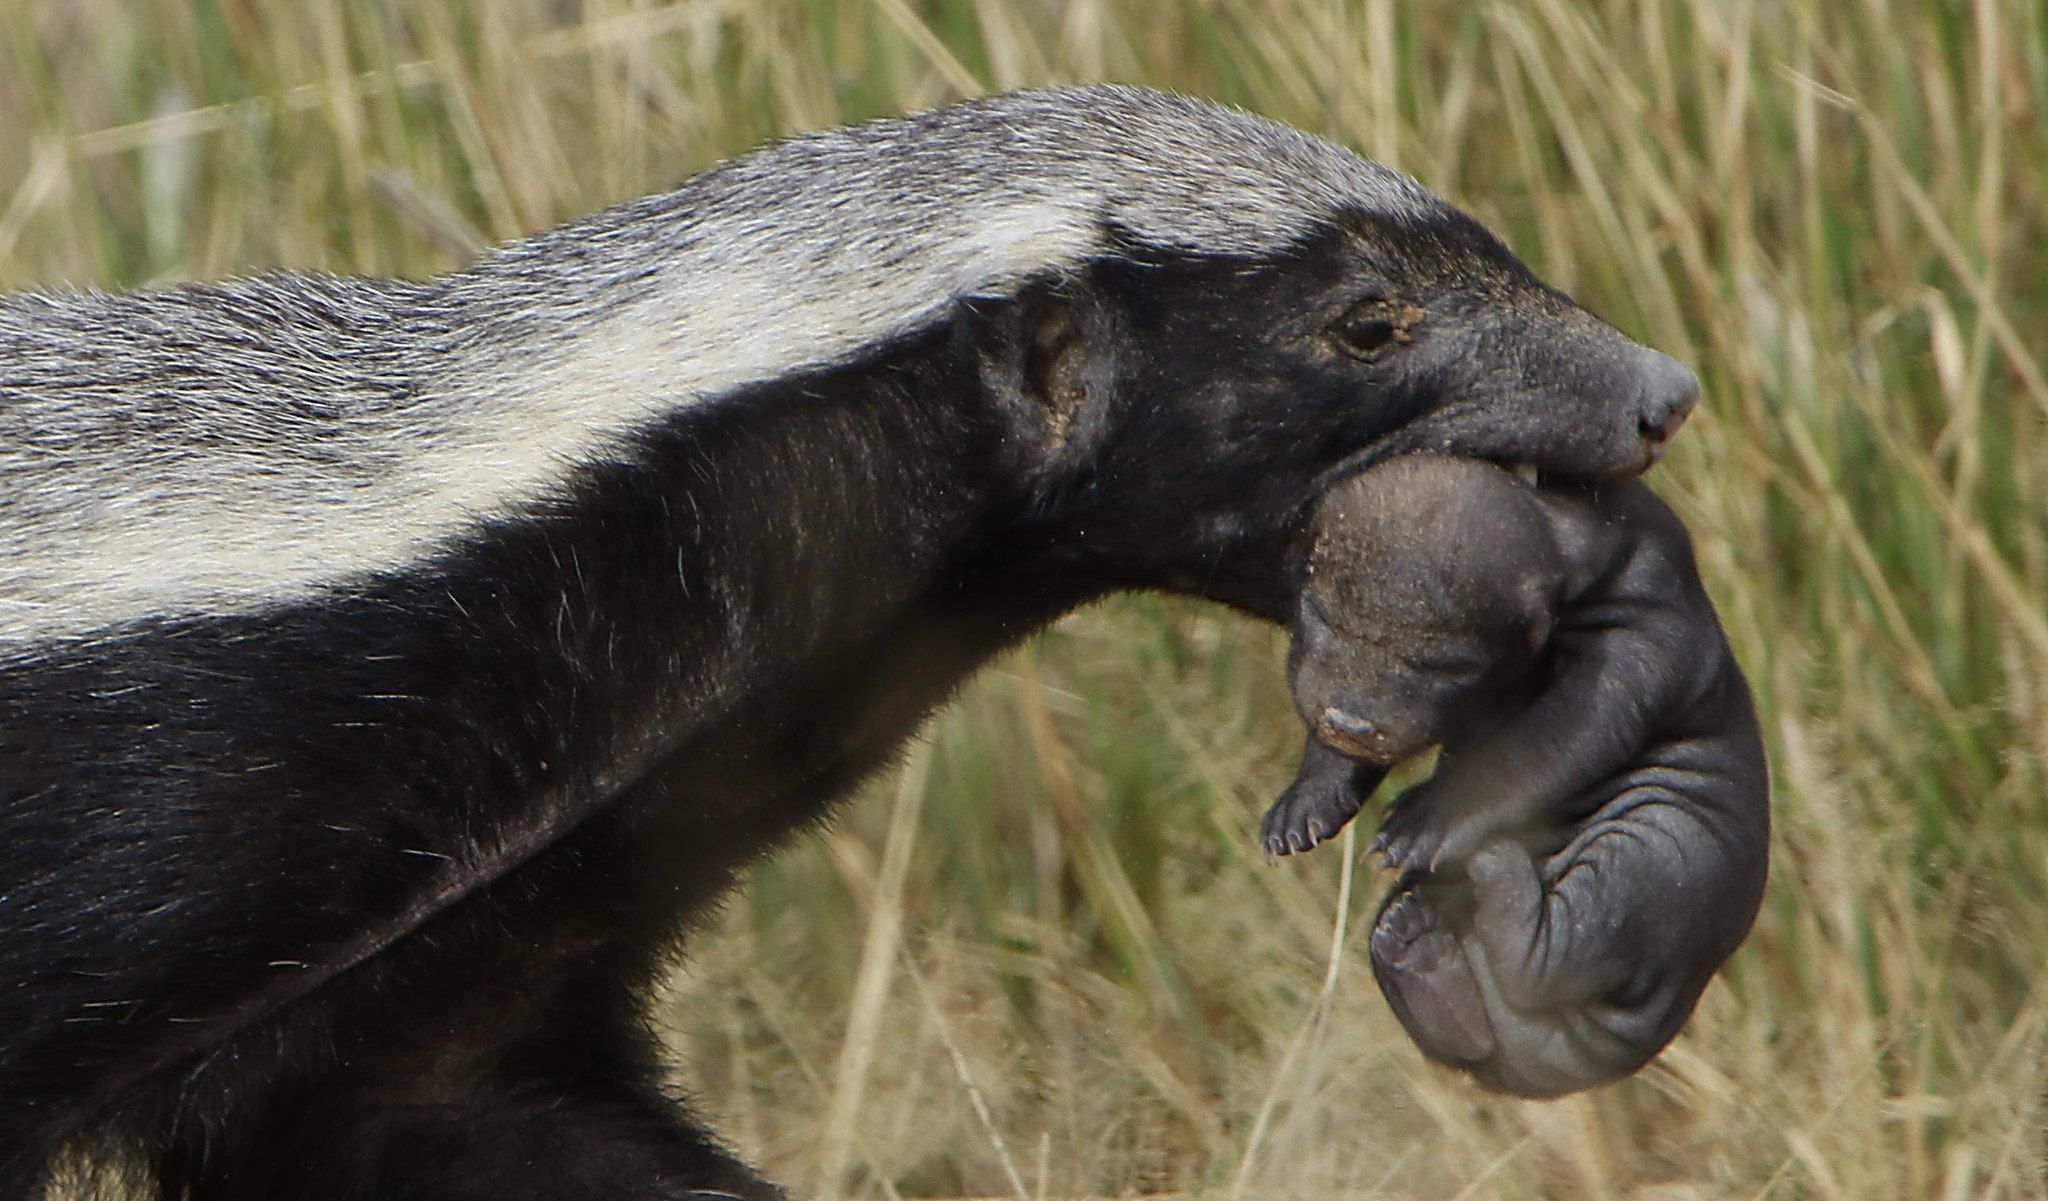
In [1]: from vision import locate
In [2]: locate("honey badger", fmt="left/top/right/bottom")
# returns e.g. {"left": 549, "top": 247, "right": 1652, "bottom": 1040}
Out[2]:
{"left": 0, "top": 86, "right": 1700, "bottom": 1199}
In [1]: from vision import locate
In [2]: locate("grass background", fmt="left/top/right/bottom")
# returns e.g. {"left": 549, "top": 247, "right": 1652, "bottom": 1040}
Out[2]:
{"left": 4, "top": 1, "right": 2046, "bottom": 1197}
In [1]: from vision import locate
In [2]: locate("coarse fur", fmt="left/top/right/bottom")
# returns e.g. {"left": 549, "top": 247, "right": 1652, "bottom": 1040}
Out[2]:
{"left": 1263, "top": 456, "right": 1768, "bottom": 1096}
{"left": 0, "top": 87, "right": 1696, "bottom": 1197}
{"left": 0, "top": 85, "right": 1442, "bottom": 642}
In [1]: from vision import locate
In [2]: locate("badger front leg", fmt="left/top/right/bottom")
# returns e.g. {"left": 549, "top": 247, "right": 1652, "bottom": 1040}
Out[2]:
{"left": 157, "top": 1005, "right": 784, "bottom": 1201}
{"left": 161, "top": 1076, "right": 781, "bottom": 1201}
{"left": 149, "top": 900, "right": 786, "bottom": 1201}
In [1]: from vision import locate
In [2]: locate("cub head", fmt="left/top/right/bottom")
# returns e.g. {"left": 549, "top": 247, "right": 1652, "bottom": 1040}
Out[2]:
{"left": 1287, "top": 456, "right": 1565, "bottom": 761}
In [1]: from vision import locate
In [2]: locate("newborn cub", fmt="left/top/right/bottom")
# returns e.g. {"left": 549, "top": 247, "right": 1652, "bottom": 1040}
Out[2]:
{"left": 1266, "top": 455, "right": 1768, "bottom": 1096}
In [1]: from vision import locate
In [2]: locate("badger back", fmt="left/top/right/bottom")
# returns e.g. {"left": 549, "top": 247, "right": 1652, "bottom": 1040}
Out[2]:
{"left": 0, "top": 86, "right": 1443, "bottom": 646}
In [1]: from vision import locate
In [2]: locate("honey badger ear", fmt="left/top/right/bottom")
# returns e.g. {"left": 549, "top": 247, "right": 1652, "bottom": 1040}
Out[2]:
{"left": 967, "top": 282, "right": 1115, "bottom": 478}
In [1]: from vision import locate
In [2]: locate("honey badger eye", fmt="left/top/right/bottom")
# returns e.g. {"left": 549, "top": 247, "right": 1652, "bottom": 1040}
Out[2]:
{"left": 1331, "top": 297, "right": 1405, "bottom": 361}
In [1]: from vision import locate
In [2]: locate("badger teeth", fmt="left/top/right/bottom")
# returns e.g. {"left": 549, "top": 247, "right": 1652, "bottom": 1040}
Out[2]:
{"left": 1513, "top": 464, "right": 1541, "bottom": 488}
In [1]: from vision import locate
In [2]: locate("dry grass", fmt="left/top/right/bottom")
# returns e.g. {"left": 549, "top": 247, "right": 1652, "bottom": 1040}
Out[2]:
{"left": 5, "top": 1, "right": 2047, "bottom": 1197}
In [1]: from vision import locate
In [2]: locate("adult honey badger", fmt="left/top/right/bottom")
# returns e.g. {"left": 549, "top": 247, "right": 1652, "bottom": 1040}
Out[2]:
{"left": 0, "top": 87, "right": 1702, "bottom": 1199}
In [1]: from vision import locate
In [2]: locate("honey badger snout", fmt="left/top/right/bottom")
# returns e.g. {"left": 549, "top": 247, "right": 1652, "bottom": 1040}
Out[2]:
{"left": 1634, "top": 349, "right": 1700, "bottom": 448}
{"left": 1403, "top": 308, "right": 1704, "bottom": 482}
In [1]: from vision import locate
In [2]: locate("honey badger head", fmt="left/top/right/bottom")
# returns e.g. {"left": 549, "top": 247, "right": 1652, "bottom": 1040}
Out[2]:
{"left": 933, "top": 88, "right": 1696, "bottom": 600}
{"left": 0, "top": 85, "right": 1694, "bottom": 640}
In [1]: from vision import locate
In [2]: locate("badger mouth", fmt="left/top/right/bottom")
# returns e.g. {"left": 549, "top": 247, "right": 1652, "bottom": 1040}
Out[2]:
{"left": 1499, "top": 462, "right": 1628, "bottom": 503}
{"left": 1487, "top": 437, "right": 1664, "bottom": 491}
{"left": 1313, "top": 444, "right": 1613, "bottom": 500}
{"left": 1313, "top": 406, "right": 1659, "bottom": 499}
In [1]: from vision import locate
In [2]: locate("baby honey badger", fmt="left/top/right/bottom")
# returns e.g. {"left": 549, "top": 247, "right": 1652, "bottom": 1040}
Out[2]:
{"left": 1264, "top": 455, "right": 1768, "bottom": 1096}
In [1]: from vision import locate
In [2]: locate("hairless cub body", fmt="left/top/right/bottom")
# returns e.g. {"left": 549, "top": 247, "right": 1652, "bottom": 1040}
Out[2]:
{"left": 1265, "top": 455, "right": 1769, "bottom": 1096}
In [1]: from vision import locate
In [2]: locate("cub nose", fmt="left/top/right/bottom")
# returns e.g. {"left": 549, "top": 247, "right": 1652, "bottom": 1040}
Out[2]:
{"left": 1637, "top": 350, "right": 1700, "bottom": 446}
{"left": 1317, "top": 707, "right": 1402, "bottom": 762}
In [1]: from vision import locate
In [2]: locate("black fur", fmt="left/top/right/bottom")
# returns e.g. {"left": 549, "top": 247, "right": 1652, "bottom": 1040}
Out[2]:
{"left": 1, "top": 214, "right": 1682, "bottom": 1197}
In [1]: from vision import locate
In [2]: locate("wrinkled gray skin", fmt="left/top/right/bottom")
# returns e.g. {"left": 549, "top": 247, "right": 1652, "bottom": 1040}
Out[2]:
{"left": 1263, "top": 455, "right": 1769, "bottom": 1097}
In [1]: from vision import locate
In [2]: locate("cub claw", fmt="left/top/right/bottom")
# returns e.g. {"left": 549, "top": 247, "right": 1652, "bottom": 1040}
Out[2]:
{"left": 1261, "top": 768, "right": 1366, "bottom": 858}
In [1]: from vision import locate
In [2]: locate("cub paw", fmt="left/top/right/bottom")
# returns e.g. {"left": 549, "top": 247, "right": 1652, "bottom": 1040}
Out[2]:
{"left": 1370, "top": 884, "right": 1495, "bottom": 1065}
{"left": 1260, "top": 769, "right": 1366, "bottom": 857}
{"left": 1372, "top": 781, "right": 1508, "bottom": 872}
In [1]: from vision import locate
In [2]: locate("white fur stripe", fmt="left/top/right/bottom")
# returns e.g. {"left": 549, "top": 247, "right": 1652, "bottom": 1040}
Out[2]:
{"left": 0, "top": 86, "right": 1437, "bottom": 643}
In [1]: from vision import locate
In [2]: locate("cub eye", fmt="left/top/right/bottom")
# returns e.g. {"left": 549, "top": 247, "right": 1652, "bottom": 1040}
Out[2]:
{"left": 1331, "top": 296, "right": 1411, "bottom": 361}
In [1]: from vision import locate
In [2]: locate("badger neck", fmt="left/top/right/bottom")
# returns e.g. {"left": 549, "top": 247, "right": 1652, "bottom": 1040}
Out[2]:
{"left": 54, "top": 317, "right": 1115, "bottom": 1113}
{"left": 134, "top": 302, "right": 1262, "bottom": 888}
{"left": 401, "top": 325, "right": 1084, "bottom": 823}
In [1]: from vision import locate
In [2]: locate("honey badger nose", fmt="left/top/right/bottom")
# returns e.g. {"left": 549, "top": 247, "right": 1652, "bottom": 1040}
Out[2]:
{"left": 1636, "top": 350, "right": 1701, "bottom": 446}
